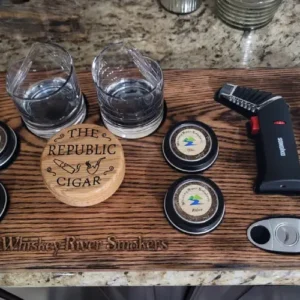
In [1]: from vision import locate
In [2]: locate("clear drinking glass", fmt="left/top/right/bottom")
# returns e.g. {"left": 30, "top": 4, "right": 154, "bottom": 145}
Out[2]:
{"left": 92, "top": 42, "right": 164, "bottom": 139}
{"left": 216, "top": 0, "right": 282, "bottom": 30}
{"left": 6, "top": 42, "right": 86, "bottom": 139}
{"left": 160, "top": 0, "right": 201, "bottom": 14}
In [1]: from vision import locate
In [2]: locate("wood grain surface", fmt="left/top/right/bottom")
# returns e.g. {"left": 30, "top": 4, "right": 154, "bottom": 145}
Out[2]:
{"left": 1, "top": 68, "right": 300, "bottom": 271}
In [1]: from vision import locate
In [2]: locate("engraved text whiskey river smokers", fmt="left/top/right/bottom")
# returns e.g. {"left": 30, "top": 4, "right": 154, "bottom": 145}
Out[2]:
{"left": 0, "top": 236, "right": 168, "bottom": 256}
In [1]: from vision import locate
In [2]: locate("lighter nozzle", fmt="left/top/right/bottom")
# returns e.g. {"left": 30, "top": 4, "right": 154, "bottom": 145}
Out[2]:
{"left": 219, "top": 83, "right": 237, "bottom": 98}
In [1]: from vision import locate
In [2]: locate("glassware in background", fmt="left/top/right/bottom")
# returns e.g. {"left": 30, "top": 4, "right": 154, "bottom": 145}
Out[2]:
{"left": 92, "top": 42, "right": 164, "bottom": 139}
{"left": 6, "top": 42, "right": 86, "bottom": 139}
{"left": 216, "top": 0, "right": 282, "bottom": 30}
{"left": 160, "top": 0, "right": 201, "bottom": 14}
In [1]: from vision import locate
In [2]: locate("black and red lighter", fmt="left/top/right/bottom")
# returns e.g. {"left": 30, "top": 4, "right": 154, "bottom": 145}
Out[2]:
{"left": 215, "top": 83, "right": 300, "bottom": 194}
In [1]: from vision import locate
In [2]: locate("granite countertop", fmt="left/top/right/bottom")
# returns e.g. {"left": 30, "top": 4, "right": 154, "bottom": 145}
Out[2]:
{"left": 1, "top": 270, "right": 300, "bottom": 287}
{"left": 0, "top": 0, "right": 300, "bottom": 288}
{"left": 0, "top": 0, "right": 299, "bottom": 71}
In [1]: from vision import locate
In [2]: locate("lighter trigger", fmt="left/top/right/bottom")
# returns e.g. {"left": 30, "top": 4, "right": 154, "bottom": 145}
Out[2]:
{"left": 250, "top": 116, "right": 260, "bottom": 135}
{"left": 250, "top": 118, "right": 286, "bottom": 136}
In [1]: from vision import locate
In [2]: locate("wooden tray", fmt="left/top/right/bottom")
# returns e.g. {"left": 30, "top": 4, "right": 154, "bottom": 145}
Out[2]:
{"left": 1, "top": 68, "right": 300, "bottom": 271}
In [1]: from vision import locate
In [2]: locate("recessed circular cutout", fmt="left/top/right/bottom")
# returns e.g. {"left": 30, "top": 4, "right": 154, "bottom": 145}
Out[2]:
{"left": 250, "top": 225, "right": 270, "bottom": 245}
{"left": 276, "top": 225, "right": 298, "bottom": 246}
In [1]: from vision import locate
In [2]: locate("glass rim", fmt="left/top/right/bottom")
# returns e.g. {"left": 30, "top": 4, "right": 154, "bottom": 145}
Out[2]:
{"left": 6, "top": 42, "right": 75, "bottom": 101}
{"left": 91, "top": 45, "right": 164, "bottom": 99}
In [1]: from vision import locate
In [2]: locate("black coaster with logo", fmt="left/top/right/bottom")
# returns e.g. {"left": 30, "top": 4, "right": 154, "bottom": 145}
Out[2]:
{"left": 0, "top": 121, "right": 18, "bottom": 170}
{"left": 0, "top": 121, "right": 18, "bottom": 222}
{"left": 164, "top": 175, "right": 225, "bottom": 235}
{"left": 162, "top": 121, "right": 218, "bottom": 173}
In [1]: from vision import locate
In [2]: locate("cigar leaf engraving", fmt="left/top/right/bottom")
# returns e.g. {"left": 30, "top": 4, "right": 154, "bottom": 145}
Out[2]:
{"left": 53, "top": 159, "right": 80, "bottom": 174}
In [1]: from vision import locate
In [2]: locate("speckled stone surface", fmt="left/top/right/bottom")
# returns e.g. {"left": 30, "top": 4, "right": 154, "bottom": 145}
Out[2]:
{"left": 0, "top": 270, "right": 300, "bottom": 287}
{"left": 0, "top": 0, "right": 298, "bottom": 72}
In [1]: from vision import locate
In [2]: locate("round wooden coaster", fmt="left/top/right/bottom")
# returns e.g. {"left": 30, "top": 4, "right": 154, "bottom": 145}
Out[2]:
{"left": 41, "top": 124, "right": 125, "bottom": 207}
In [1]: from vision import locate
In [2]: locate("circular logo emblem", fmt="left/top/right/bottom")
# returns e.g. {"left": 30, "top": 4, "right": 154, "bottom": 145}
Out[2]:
{"left": 41, "top": 124, "right": 125, "bottom": 207}
{"left": 173, "top": 180, "right": 218, "bottom": 224}
{"left": 170, "top": 125, "right": 212, "bottom": 161}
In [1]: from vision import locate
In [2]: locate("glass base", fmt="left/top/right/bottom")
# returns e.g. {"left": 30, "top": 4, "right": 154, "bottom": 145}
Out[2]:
{"left": 24, "top": 96, "right": 87, "bottom": 139}
{"left": 218, "top": 13, "right": 274, "bottom": 30}
{"left": 102, "top": 108, "right": 164, "bottom": 139}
